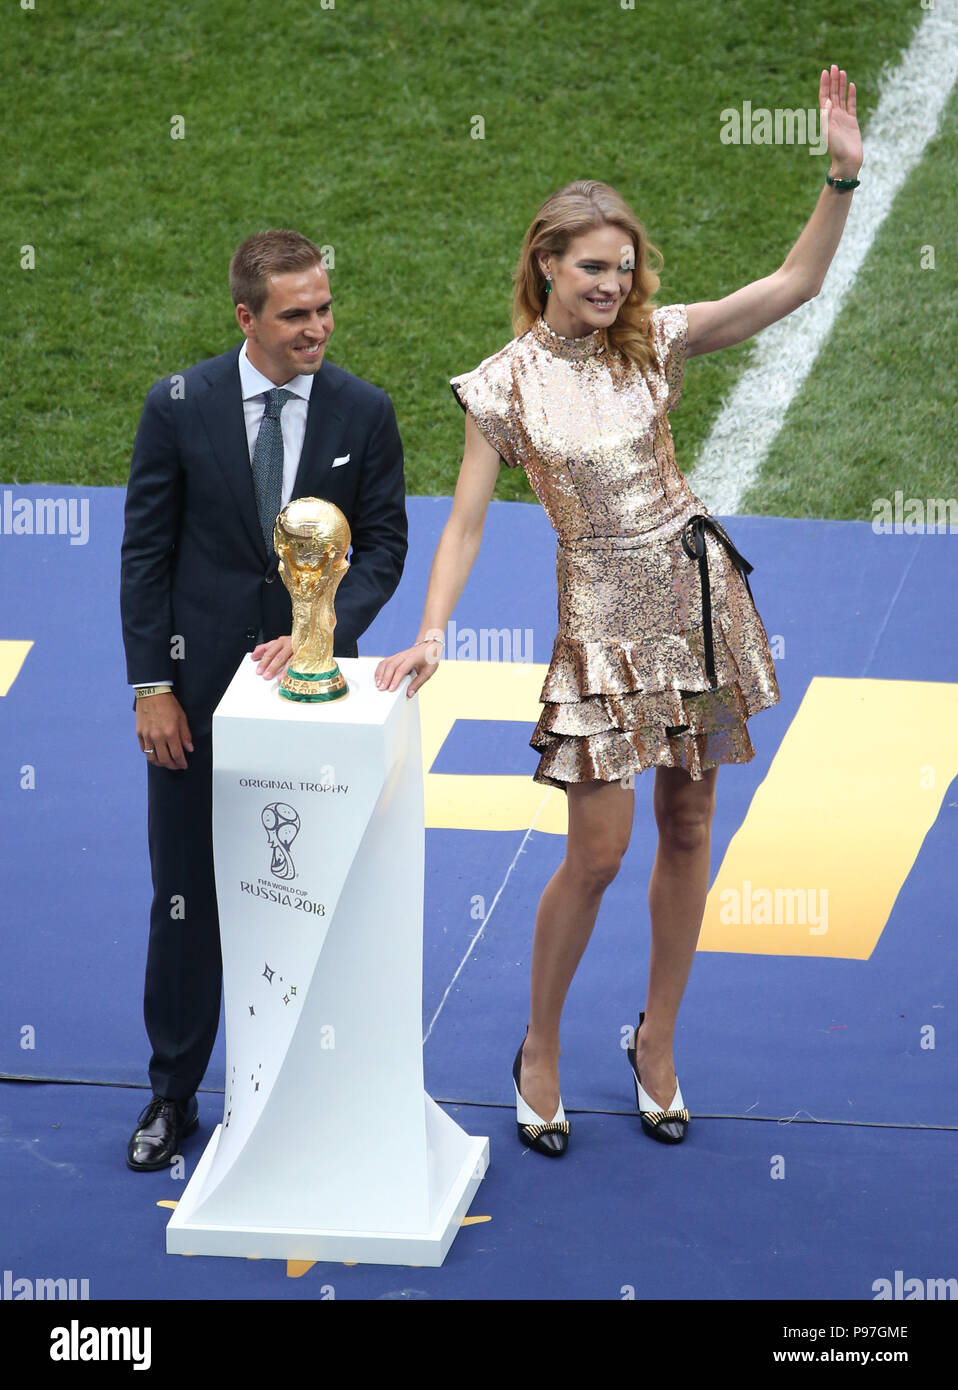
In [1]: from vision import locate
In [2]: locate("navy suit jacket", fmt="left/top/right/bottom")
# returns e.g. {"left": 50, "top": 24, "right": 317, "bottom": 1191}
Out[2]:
{"left": 120, "top": 346, "right": 408, "bottom": 737}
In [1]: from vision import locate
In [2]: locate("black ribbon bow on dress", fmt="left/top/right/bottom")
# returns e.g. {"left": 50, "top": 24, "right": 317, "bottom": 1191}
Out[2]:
{"left": 680, "top": 514, "right": 756, "bottom": 690}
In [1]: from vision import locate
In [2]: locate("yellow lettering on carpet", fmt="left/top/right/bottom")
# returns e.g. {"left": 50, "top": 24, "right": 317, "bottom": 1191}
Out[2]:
{"left": 418, "top": 660, "right": 568, "bottom": 835}
{"left": 0, "top": 641, "right": 33, "bottom": 696}
{"left": 697, "top": 677, "right": 958, "bottom": 959}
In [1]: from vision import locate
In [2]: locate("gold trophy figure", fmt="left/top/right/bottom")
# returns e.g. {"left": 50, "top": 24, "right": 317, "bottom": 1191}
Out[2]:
{"left": 274, "top": 497, "right": 350, "bottom": 703}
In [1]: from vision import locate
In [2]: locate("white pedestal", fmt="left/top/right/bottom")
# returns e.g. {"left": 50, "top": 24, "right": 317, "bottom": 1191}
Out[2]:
{"left": 166, "top": 656, "right": 488, "bottom": 1267}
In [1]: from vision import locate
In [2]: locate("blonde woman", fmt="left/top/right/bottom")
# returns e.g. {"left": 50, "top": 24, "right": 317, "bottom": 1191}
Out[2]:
{"left": 376, "top": 67, "right": 861, "bottom": 1156}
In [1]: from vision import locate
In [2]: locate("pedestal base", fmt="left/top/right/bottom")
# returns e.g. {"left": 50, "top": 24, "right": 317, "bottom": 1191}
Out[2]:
{"left": 167, "top": 1098, "right": 489, "bottom": 1267}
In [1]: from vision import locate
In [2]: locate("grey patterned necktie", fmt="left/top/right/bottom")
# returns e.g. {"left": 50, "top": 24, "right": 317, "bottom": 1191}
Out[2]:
{"left": 251, "top": 387, "right": 295, "bottom": 554}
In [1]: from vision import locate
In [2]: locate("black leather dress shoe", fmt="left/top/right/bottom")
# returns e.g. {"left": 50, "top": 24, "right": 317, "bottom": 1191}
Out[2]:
{"left": 126, "top": 1094, "right": 199, "bottom": 1171}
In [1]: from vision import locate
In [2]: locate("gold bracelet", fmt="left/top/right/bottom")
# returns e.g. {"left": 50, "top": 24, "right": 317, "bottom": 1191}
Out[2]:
{"left": 134, "top": 686, "right": 173, "bottom": 698}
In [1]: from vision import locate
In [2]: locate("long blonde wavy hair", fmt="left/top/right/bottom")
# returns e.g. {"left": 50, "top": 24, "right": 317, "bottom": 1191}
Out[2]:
{"left": 511, "top": 180, "right": 665, "bottom": 377}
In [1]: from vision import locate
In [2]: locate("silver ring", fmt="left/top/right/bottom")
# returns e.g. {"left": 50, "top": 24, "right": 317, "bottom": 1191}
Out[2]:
{"left": 143, "top": 747, "right": 155, "bottom": 755}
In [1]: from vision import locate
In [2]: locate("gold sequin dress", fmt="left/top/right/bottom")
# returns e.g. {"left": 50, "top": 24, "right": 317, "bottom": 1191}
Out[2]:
{"left": 449, "top": 305, "right": 780, "bottom": 791}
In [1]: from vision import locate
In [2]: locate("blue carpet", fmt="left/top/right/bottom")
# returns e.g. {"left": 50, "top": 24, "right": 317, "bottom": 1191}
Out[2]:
{"left": 1, "top": 1078, "right": 954, "bottom": 1301}
{"left": 1, "top": 492, "right": 955, "bottom": 1126}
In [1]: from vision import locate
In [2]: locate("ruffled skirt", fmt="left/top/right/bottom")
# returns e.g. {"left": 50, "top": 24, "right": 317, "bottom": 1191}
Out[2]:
{"left": 529, "top": 519, "right": 780, "bottom": 790}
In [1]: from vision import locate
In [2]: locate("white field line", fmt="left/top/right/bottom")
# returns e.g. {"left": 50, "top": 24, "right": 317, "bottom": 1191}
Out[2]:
{"left": 688, "top": 6, "right": 958, "bottom": 515}
{"left": 422, "top": 788, "right": 555, "bottom": 1046}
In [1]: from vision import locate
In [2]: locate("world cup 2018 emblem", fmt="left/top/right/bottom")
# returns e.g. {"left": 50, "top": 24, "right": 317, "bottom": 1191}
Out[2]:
{"left": 262, "top": 802, "right": 300, "bottom": 881}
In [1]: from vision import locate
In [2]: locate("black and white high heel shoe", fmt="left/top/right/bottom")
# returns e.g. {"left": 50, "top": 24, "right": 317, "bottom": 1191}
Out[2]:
{"left": 513, "top": 1036, "right": 569, "bottom": 1157}
{"left": 626, "top": 1012, "right": 689, "bottom": 1144}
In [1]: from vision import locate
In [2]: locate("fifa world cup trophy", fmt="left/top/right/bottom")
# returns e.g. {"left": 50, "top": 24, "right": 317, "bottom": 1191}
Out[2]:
{"left": 274, "top": 497, "right": 350, "bottom": 703}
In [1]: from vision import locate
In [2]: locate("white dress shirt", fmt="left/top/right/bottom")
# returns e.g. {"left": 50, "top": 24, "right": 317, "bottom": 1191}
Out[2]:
{"left": 238, "top": 337, "right": 315, "bottom": 507}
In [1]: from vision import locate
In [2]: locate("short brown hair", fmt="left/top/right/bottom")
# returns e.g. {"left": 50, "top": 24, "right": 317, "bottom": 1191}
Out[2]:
{"left": 229, "top": 229, "right": 327, "bottom": 315}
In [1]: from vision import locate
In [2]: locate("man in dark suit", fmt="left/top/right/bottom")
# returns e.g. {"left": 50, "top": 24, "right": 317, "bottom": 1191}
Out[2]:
{"left": 120, "top": 229, "right": 407, "bottom": 1169}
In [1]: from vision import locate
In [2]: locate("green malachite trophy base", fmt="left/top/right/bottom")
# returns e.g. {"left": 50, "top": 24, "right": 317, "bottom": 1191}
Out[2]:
{"left": 279, "top": 664, "right": 349, "bottom": 703}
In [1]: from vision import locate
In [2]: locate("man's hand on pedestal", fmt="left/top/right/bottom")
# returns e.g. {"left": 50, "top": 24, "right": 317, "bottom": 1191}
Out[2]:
{"left": 251, "top": 635, "right": 293, "bottom": 680}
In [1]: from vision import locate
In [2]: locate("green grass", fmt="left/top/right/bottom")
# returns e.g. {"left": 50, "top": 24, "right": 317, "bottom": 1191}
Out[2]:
{"left": 3, "top": 0, "right": 944, "bottom": 518}
{"left": 741, "top": 78, "right": 958, "bottom": 516}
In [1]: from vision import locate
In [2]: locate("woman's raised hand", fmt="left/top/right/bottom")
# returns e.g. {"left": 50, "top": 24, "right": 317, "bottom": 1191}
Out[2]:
{"left": 821, "top": 64, "right": 862, "bottom": 177}
{"left": 375, "top": 632, "right": 445, "bottom": 697}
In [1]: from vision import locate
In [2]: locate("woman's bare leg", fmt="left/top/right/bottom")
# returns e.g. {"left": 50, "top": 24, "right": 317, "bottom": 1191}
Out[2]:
{"left": 633, "top": 764, "right": 718, "bottom": 1108}
{"left": 519, "top": 778, "right": 634, "bottom": 1121}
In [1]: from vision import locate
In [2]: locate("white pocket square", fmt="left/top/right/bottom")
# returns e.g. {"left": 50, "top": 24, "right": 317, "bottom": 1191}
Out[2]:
{"left": 332, "top": 453, "right": 350, "bottom": 467}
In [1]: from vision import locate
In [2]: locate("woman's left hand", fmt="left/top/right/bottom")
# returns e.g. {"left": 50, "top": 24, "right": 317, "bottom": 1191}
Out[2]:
{"left": 821, "top": 63, "right": 862, "bottom": 177}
